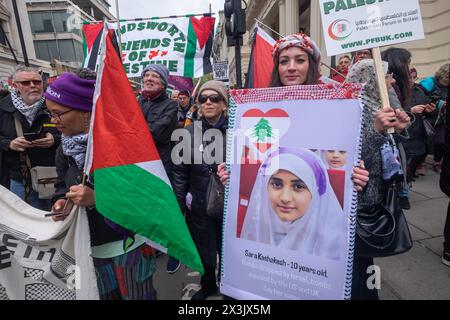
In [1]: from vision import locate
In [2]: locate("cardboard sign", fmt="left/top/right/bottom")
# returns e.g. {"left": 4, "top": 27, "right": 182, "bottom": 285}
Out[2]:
{"left": 213, "top": 61, "right": 229, "bottom": 81}
{"left": 319, "top": 0, "right": 425, "bottom": 56}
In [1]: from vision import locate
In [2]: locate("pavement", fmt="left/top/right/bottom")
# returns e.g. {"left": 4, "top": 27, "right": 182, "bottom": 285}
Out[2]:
{"left": 377, "top": 160, "right": 450, "bottom": 300}
{"left": 154, "top": 158, "right": 450, "bottom": 300}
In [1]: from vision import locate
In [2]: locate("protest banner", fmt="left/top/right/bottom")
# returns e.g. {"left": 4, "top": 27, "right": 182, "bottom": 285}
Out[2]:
{"left": 83, "top": 16, "right": 215, "bottom": 79}
{"left": 220, "top": 84, "right": 364, "bottom": 300}
{"left": 319, "top": 0, "right": 425, "bottom": 57}
{"left": 0, "top": 186, "right": 98, "bottom": 300}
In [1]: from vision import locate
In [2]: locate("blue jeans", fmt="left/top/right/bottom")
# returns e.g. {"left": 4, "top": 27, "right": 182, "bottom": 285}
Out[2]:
{"left": 10, "top": 179, "right": 51, "bottom": 211}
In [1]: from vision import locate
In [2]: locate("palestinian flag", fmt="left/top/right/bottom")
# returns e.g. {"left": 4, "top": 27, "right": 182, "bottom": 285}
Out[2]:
{"left": 82, "top": 22, "right": 121, "bottom": 71}
{"left": 245, "top": 27, "right": 276, "bottom": 88}
{"left": 84, "top": 23, "right": 203, "bottom": 274}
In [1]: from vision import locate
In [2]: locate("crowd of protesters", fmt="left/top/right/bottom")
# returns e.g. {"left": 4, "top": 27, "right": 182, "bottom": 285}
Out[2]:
{"left": 0, "top": 31, "right": 448, "bottom": 301}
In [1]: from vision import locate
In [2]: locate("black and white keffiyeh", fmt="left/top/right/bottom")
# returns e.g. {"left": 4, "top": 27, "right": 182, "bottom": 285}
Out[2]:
{"left": 62, "top": 134, "right": 89, "bottom": 170}
{"left": 11, "top": 90, "right": 45, "bottom": 125}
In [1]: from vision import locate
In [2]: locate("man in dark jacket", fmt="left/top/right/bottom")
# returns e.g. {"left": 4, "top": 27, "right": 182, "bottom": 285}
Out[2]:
{"left": 138, "top": 64, "right": 179, "bottom": 273}
{"left": 0, "top": 66, "right": 60, "bottom": 210}
{"left": 440, "top": 66, "right": 450, "bottom": 266}
{"left": 176, "top": 90, "right": 192, "bottom": 128}
{"left": 138, "top": 64, "right": 178, "bottom": 178}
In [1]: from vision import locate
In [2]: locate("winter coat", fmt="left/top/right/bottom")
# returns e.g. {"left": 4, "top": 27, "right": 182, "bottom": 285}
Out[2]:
{"left": 138, "top": 91, "right": 178, "bottom": 177}
{"left": 53, "top": 146, "right": 122, "bottom": 246}
{"left": 0, "top": 94, "right": 60, "bottom": 187}
{"left": 347, "top": 59, "right": 407, "bottom": 208}
{"left": 172, "top": 116, "right": 228, "bottom": 267}
{"left": 403, "top": 84, "right": 431, "bottom": 156}
{"left": 420, "top": 77, "right": 447, "bottom": 128}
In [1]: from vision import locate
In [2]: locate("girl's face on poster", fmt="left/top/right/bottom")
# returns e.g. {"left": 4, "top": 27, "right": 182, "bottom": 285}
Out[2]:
{"left": 325, "top": 150, "right": 347, "bottom": 169}
{"left": 267, "top": 169, "right": 312, "bottom": 222}
{"left": 278, "top": 47, "right": 310, "bottom": 86}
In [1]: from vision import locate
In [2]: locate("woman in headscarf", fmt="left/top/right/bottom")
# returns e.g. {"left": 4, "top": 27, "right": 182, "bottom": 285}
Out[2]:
{"left": 45, "top": 69, "right": 157, "bottom": 300}
{"left": 347, "top": 59, "right": 411, "bottom": 300}
{"left": 241, "top": 148, "right": 345, "bottom": 260}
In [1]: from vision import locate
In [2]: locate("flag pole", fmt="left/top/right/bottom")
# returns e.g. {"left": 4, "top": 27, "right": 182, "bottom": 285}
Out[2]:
{"left": 88, "top": 12, "right": 215, "bottom": 24}
{"left": 115, "top": 0, "right": 123, "bottom": 57}
{"left": 372, "top": 47, "right": 395, "bottom": 134}
{"left": 254, "top": 19, "right": 284, "bottom": 39}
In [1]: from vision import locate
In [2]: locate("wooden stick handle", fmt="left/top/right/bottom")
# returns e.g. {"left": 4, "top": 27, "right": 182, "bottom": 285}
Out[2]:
{"left": 372, "top": 47, "right": 395, "bottom": 134}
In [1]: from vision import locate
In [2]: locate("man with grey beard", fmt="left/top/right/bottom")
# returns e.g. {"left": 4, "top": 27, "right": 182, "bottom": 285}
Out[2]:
{"left": 0, "top": 66, "right": 60, "bottom": 210}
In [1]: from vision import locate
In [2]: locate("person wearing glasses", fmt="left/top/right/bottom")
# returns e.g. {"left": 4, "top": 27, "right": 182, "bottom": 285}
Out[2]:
{"left": 0, "top": 65, "right": 59, "bottom": 210}
{"left": 138, "top": 64, "right": 180, "bottom": 274}
{"left": 172, "top": 80, "right": 228, "bottom": 300}
{"left": 45, "top": 69, "right": 158, "bottom": 300}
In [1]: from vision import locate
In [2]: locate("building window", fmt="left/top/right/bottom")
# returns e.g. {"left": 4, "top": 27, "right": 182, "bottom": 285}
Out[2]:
{"left": 34, "top": 40, "right": 59, "bottom": 61}
{"left": 0, "top": 22, "right": 6, "bottom": 46}
{"left": 34, "top": 39, "right": 83, "bottom": 64}
{"left": 29, "top": 11, "right": 72, "bottom": 34}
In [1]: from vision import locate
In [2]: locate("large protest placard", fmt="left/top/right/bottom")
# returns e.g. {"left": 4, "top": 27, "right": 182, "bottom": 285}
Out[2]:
{"left": 220, "top": 84, "right": 364, "bottom": 300}
{"left": 0, "top": 186, "right": 98, "bottom": 300}
{"left": 82, "top": 15, "right": 216, "bottom": 79}
{"left": 319, "top": 0, "right": 425, "bottom": 56}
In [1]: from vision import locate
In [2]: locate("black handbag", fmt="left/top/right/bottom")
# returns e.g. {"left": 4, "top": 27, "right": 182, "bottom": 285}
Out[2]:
{"left": 355, "top": 182, "right": 413, "bottom": 258}
{"left": 205, "top": 166, "right": 225, "bottom": 220}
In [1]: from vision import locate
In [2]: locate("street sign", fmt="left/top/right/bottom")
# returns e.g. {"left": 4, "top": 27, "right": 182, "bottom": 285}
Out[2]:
{"left": 213, "top": 61, "right": 229, "bottom": 81}
{"left": 319, "top": 0, "right": 425, "bottom": 56}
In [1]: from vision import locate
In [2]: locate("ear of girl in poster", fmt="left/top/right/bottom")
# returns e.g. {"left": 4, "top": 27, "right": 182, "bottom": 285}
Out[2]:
{"left": 221, "top": 84, "right": 363, "bottom": 300}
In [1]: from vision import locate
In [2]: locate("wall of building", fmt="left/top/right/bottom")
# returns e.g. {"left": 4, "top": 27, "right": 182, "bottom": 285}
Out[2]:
{"left": 0, "top": 0, "right": 51, "bottom": 81}
{"left": 399, "top": 0, "right": 450, "bottom": 78}
{"left": 223, "top": 0, "right": 450, "bottom": 86}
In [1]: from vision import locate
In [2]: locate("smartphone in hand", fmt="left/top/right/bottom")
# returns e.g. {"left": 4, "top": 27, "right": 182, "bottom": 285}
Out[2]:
{"left": 24, "top": 131, "right": 46, "bottom": 141}
{"left": 45, "top": 199, "right": 75, "bottom": 218}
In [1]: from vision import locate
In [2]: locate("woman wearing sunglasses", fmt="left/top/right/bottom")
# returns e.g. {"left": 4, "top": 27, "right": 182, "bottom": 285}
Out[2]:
{"left": 172, "top": 80, "right": 228, "bottom": 300}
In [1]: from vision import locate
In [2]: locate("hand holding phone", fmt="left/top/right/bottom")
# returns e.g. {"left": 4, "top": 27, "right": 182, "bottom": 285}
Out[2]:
{"left": 24, "top": 131, "right": 46, "bottom": 142}
{"left": 46, "top": 199, "right": 74, "bottom": 221}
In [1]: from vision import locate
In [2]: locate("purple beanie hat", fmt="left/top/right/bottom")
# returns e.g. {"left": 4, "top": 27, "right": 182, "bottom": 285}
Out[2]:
{"left": 44, "top": 73, "right": 96, "bottom": 111}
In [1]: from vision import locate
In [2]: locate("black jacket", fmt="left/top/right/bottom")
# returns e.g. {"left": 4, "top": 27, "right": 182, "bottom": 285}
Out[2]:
{"left": 138, "top": 91, "right": 178, "bottom": 177}
{"left": 0, "top": 95, "right": 60, "bottom": 186}
{"left": 53, "top": 146, "right": 122, "bottom": 246}
{"left": 403, "top": 84, "right": 431, "bottom": 156}
{"left": 172, "top": 117, "right": 228, "bottom": 267}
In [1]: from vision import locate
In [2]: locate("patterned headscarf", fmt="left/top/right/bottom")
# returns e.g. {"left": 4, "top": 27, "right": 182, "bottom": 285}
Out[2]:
{"left": 10, "top": 90, "right": 45, "bottom": 125}
{"left": 272, "top": 33, "right": 321, "bottom": 64}
{"left": 62, "top": 134, "right": 89, "bottom": 170}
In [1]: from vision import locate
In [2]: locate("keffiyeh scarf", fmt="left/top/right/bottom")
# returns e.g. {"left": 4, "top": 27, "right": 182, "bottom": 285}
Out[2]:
{"left": 62, "top": 134, "right": 89, "bottom": 170}
{"left": 11, "top": 90, "right": 45, "bottom": 125}
{"left": 272, "top": 33, "right": 321, "bottom": 63}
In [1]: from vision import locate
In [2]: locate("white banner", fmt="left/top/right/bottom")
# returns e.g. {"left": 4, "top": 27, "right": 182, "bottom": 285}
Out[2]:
{"left": 319, "top": 0, "right": 425, "bottom": 56}
{"left": 111, "top": 16, "right": 215, "bottom": 78}
{"left": 0, "top": 187, "right": 98, "bottom": 300}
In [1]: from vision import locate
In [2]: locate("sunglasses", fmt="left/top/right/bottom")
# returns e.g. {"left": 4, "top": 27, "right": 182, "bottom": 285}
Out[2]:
{"left": 16, "top": 80, "right": 42, "bottom": 86}
{"left": 198, "top": 94, "right": 222, "bottom": 104}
